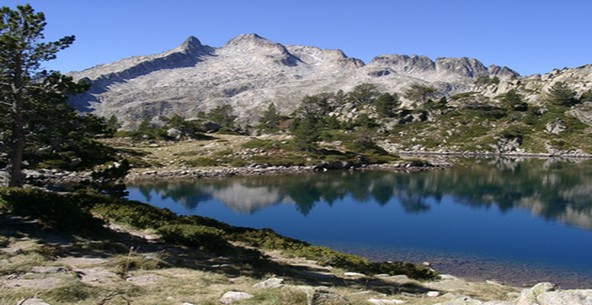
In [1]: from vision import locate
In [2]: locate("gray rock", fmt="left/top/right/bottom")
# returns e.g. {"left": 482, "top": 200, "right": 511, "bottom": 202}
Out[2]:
{"left": 536, "top": 289, "right": 592, "bottom": 305}
{"left": 30, "top": 266, "right": 68, "bottom": 274}
{"left": 516, "top": 282, "right": 555, "bottom": 305}
{"left": 343, "top": 272, "right": 366, "bottom": 277}
{"left": 253, "top": 277, "right": 284, "bottom": 289}
{"left": 311, "top": 288, "right": 350, "bottom": 305}
{"left": 545, "top": 119, "right": 566, "bottom": 134}
{"left": 438, "top": 296, "right": 485, "bottom": 305}
{"left": 0, "top": 170, "right": 9, "bottom": 187}
{"left": 17, "top": 298, "right": 51, "bottom": 305}
{"left": 166, "top": 127, "right": 182, "bottom": 139}
{"left": 219, "top": 291, "right": 254, "bottom": 304}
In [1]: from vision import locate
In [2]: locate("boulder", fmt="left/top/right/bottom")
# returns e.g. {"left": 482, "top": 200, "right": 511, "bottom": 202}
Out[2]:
{"left": 17, "top": 298, "right": 51, "bottom": 305}
{"left": 219, "top": 291, "right": 254, "bottom": 304}
{"left": 311, "top": 288, "right": 350, "bottom": 305}
{"left": 536, "top": 289, "right": 592, "bottom": 305}
{"left": 201, "top": 121, "right": 221, "bottom": 133}
{"left": 516, "top": 282, "right": 555, "bottom": 305}
{"left": 343, "top": 272, "right": 365, "bottom": 278}
{"left": 253, "top": 277, "right": 284, "bottom": 289}
{"left": 545, "top": 119, "right": 566, "bottom": 134}
{"left": 166, "top": 127, "right": 182, "bottom": 139}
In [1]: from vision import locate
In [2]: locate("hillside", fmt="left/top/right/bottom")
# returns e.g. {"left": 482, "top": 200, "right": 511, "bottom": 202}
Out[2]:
{"left": 66, "top": 34, "right": 592, "bottom": 156}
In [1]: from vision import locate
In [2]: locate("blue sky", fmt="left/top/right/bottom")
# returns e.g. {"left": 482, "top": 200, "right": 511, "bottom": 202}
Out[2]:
{"left": 4, "top": 0, "right": 592, "bottom": 76}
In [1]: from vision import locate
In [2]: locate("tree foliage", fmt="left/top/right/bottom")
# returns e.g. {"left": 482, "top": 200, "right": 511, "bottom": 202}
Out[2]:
{"left": 547, "top": 81, "right": 579, "bottom": 107}
{"left": 348, "top": 83, "right": 380, "bottom": 106}
{"left": 403, "top": 83, "right": 439, "bottom": 103}
{"left": 290, "top": 95, "right": 335, "bottom": 150}
{"left": 372, "top": 92, "right": 400, "bottom": 118}
{"left": 258, "top": 102, "right": 282, "bottom": 132}
{"left": 1, "top": 5, "right": 76, "bottom": 185}
{"left": 0, "top": 5, "right": 118, "bottom": 185}
{"left": 207, "top": 104, "right": 237, "bottom": 132}
{"left": 500, "top": 89, "right": 527, "bottom": 111}
{"left": 580, "top": 90, "right": 592, "bottom": 103}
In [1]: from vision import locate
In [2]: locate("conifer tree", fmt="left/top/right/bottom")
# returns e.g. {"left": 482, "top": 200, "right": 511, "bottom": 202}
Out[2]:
{"left": 0, "top": 4, "right": 81, "bottom": 186}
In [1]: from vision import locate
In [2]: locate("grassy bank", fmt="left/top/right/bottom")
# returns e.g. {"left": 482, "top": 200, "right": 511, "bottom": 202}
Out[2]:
{"left": 0, "top": 187, "right": 451, "bottom": 305}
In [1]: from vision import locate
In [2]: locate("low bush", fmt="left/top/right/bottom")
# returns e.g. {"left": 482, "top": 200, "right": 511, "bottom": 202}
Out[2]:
{"left": 184, "top": 157, "right": 220, "bottom": 167}
{"left": 234, "top": 228, "right": 438, "bottom": 280}
{"left": 0, "top": 188, "right": 108, "bottom": 236}
{"left": 91, "top": 200, "right": 176, "bottom": 229}
{"left": 158, "top": 224, "right": 231, "bottom": 254}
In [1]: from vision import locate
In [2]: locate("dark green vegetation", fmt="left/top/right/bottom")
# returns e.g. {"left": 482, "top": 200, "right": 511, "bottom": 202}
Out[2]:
{"left": 0, "top": 187, "right": 438, "bottom": 280}
{"left": 0, "top": 4, "right": 121, "bottom": 187}
{"left": 121, "top": 78, "right": 592, "bottom": 160}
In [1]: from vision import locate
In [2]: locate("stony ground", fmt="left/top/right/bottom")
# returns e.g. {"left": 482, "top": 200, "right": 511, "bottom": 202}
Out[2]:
{"left": 3, "top": 211, "right": 590, "bottom": 305}
{"left": 4, "top": 136, "right": 590, "bottom": 304}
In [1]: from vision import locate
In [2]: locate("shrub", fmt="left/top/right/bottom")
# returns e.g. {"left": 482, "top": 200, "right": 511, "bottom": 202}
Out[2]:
{"left": 158, "top": 224, "right": 231, "bottom": 254}
{"left": 184, "top": 157, "right": 220, "bottom": 167}
{"left": 91, "top": 200, "right": 176, "bottom": 229}
{"left": 0, "top": 188, "right": 108, "bottom": 236}
{"left": 547, "top": 81, "right": 579, "bottom": 107}
{"left": 234, "top": 228, "right": 438, "bottom": 280}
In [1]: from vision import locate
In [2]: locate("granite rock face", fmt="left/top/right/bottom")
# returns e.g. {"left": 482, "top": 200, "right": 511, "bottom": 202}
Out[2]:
{"left": 67, "top": 33, "right": 518, "bottom": 128}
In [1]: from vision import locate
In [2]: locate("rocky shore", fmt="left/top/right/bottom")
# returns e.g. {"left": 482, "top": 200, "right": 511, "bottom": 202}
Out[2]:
{"left": 3, "top": 159, "right": 452, "bottom": 187}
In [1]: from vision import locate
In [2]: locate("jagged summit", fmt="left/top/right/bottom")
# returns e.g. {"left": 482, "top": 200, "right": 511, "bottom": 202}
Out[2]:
{"left": 67, "top": 33, "right": 531, "bottom": 128}
{"left": 225, "top": 33, "right": 268, "bottom": 45}
{"left": 368, "top": 54, "right": 518, "bottom": 81}
{"left": 177, "top": 35, "right": 206, "bottom": 54}
{"left": 220, "top": 33, "right": 302, "bottom": 67}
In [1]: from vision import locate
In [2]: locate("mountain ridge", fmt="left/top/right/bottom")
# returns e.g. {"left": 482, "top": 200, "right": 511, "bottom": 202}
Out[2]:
{"left": 68, "top": 33, "right": 581, "bottom": 128}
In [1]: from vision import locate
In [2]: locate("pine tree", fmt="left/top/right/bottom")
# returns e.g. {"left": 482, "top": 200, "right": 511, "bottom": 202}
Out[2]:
{"left": 259, "top": 103, "right": 281, "bottom": 132}
{"left": 547, "top": 81, "right": 578, "bottom": 107}
{"left": 1, "top": 4, "right": 77, "bottom": 186}
{"left": 373, "top": 93, "right": 400, "bottom": 118}
{"left": 403, "top": 83, "right": 438, "bottom": 103}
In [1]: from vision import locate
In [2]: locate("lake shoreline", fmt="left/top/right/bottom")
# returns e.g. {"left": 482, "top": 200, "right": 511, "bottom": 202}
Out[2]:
{"left": 16, "top": 158, "right": 452, "bottom": 187}
{"left": 124, "top": 159, "right": 453, "bottom": 183}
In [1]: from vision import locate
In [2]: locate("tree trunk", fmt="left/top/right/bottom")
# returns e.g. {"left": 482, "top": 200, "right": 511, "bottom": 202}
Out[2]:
{"left": 8, "top": 108, "right": 25, "bottom": 187}
{"left": 7, "top": 57, "right": 25, "bottom": 187}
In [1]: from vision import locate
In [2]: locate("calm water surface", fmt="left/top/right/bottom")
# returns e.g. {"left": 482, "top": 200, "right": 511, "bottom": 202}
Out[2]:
{"left": 127, "top": 158, "right": 592, "bottom": 288}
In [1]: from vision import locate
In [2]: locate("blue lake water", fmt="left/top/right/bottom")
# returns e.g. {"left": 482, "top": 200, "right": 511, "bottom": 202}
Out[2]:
{"left": 127, "top": 158, "right": 592, "bottom": 288}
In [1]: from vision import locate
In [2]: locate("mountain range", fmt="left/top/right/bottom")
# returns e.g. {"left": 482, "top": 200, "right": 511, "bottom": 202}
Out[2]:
{"left": 68, "top": 33, "right": 592, "bottom": 132}
{"left": 67, "top": 33, "right": 536, "bottom": 128}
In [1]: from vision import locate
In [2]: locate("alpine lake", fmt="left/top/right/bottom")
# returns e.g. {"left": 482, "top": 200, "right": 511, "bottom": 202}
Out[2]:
{"left": 127, "top": 158, "right": 592, "bottom": 289}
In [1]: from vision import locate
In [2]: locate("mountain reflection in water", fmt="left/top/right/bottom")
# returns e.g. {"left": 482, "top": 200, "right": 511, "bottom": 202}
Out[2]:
{"left": 128, "top": 158, "right": 592, "bottom": 288}
{"left": 130, "top": 158, "right": 592, "bottom": 230}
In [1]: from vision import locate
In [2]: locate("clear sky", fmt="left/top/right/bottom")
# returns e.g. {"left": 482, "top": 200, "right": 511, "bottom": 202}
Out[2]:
{"left": 4, "top": 0, "right": 592, "bottom": 76}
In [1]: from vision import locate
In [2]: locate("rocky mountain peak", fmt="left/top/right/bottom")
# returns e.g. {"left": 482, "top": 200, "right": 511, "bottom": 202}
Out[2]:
{"left": 220, "top": 33, "right": 301, "bottom": 66}
{"left": 223, "top": 33, "right": 280, "bottom": 50}
{"left": 177, "top": 35, "right": 206, "bottom": 54}
{"left": 435, "top": 57, "right": 488, "bottom": 78}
